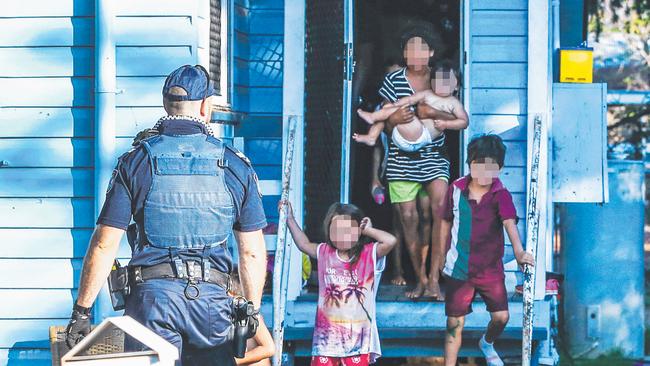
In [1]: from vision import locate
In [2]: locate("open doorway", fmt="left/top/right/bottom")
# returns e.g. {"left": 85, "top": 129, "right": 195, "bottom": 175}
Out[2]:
{"left": 349, "top": 0, "right": 463, "bottom": 289}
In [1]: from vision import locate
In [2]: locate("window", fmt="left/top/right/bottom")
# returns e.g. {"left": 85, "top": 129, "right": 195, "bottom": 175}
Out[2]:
{"left": 209, "top": 0, "right": 230, "bottom": 106}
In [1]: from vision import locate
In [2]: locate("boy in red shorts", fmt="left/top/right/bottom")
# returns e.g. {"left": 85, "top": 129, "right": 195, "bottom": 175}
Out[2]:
{"left": 440, "top": 134, "right": 535, "bottom": 366}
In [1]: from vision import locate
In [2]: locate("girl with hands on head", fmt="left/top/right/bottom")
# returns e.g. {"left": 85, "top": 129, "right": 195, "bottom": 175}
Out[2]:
{"left": 278, "top": 201, "right": 396, "bottom": 365}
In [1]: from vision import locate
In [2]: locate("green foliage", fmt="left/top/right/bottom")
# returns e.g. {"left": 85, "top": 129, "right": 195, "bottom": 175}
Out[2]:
{"left": 587, "top": 0, "right": 650, "bottom": 37}
{"left": 607, "top": 105, "right": 650, "bottom": 159}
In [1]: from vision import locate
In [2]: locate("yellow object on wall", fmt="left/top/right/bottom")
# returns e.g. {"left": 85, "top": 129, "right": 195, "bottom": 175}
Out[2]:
{"left": 559, "top": 48, "right": 593, "bottom": 83}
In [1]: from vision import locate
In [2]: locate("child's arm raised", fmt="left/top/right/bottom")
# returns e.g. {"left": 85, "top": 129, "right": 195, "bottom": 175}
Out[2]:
{"left": 432, "top": 98, "right": 469, "bottom": 131}
{"left": 281, "top": 201, "right": 319, "bottom": 258}
{"left": 360, "top": 217, "right": 396, "bottom": 258}
{"left": 235, "top": 315, "right": 274, "bottom": 366}
{"left": 504, "top": 219, "right": 535, "bottom": 269}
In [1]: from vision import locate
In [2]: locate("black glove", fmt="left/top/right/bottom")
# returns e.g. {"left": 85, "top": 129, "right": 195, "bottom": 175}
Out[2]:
{"left": 65, "top": 305, "right": 91, "bottom": 348}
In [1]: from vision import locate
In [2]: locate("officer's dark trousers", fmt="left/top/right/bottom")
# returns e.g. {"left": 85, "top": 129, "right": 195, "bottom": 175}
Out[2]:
{"left": 124, "top": 278, "right": 235, "bottom": 366}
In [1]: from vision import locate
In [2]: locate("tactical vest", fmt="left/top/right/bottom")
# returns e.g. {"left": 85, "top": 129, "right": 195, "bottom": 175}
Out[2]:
{"left": 137, "top": 133, "right": 234, "bottom": 249}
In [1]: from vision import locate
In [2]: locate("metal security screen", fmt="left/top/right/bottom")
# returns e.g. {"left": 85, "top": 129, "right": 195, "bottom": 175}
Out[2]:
{"left": 209, "top": 0, "right": 222, "bottom": 94}
{"left": 304, "top": 0, "right": 346, "bottom": 241}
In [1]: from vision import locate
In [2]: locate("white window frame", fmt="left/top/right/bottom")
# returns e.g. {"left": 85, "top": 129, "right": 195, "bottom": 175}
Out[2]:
{"left": 199, "top": 0, "right": 231, "bottom": 107}
{"left": 215, "top": 0, "right": 231, "bottom": 106}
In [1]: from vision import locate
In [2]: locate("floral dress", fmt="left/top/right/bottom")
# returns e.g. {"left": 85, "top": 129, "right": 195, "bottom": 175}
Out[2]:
{"left": 312, "top": 242, "right": 385, "bottom": 363}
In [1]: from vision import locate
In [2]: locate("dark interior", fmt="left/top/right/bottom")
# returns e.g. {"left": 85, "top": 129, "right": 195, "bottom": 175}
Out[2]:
{"left": 349, "top": 0, "right": 462, "bottom": 286}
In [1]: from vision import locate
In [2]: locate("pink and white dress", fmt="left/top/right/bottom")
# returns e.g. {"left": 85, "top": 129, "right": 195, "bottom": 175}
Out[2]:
{"left": 312, "top": 242, "right": 385, "bottom": 363}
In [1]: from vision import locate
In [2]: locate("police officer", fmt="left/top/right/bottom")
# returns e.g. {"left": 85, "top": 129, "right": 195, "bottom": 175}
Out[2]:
{"left": 65, "top": 65, "right": 269, "bottom": 365}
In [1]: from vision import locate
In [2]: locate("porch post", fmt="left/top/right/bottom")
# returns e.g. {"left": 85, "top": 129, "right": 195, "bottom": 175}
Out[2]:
{"left": 93, "top": 0, "right": 117, "bottom": 322}
{"left": 527, "top": 0, "right": 552, "bottom": 305}
{"left": 282, "top": 0, "right": 306, "bottom": 308}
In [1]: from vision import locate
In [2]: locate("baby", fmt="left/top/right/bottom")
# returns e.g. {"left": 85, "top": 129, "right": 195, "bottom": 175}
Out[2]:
{"left": 353, "top": 65, "right": 468, "bottom": 152}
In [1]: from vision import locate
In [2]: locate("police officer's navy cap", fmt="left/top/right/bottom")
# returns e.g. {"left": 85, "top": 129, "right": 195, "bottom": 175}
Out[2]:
{"left": 163, "top": 65, "right": 217, "bottom": 101}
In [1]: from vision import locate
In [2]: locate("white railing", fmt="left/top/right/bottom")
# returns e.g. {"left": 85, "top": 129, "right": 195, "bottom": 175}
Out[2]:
{"left": 522, "top": 115, "right": 542, "bottom": 365}
{"left": 272, "top": 116, "right": 298, "bottom": 366}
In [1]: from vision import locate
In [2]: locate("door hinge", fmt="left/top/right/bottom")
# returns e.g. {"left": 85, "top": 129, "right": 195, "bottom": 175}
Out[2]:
{"left": 344, "top": 42, "right": 354, "bottom": 80}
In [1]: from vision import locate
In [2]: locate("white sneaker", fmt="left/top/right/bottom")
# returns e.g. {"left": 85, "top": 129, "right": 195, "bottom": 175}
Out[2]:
{"left": 479, "top": 334, "right": 504, "bottom": 366}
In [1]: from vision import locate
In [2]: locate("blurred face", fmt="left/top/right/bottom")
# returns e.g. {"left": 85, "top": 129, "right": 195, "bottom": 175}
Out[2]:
{"left": 403, "top": 37, "right": 434, "bottom": 70}
{"left": 329, "top": 215, "right": 361, "bottom": 251}
{"left": 469, "top": 157, "right": 501, "bottom": 186}
{"left": 432, "top": 70, "right": 459, "bottom": 97}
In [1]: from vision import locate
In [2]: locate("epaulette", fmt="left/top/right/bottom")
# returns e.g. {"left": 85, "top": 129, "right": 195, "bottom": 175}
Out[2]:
{"left": 132, "top": 128, "right": 160, "bottom": 146}
{"left": 224, "top": 144, "right": 262, "bottom": 197}
{"left": 225, "top": 145, "right": 252, "bottom": 167}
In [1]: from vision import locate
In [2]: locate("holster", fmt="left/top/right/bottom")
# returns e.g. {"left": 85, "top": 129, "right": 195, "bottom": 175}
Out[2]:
{"left": 107, "top": 259, "right": 130, "bottom": 311}
{"left": 232, "top": 297, "right": 259, "bottom": 358}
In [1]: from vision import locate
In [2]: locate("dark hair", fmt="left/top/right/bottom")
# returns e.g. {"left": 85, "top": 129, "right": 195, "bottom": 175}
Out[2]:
{"left": 466, "top": 134, "right": 507, "bottom": 168}
{"left": 322, "top": 202, "right": 368, "bottom": 263}
{"left": 432, "top": 60, "right": 460, "bottom": 81}
{"left": 383, "top": 54, "right": 402, "bottom": 69}
{"left": 431, "top": 60, "right": 462, "bottom": 95}
{"left": 398, "top": 20, "right": 446, "bottom": 66}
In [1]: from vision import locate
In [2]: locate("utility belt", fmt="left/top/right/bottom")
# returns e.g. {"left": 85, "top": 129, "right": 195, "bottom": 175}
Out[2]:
{"left": 107, "top": 259, "right": 258, "bottom": 358}
{"left": 107, "top": 259, "right": 231, "bottom": 310}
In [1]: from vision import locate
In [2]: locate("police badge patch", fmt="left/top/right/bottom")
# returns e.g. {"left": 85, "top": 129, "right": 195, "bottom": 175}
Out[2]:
{"left": 253, "top": 172, "right": 263, "bottom": 198}
{"left": 107, "top": 168, "right": 119, "bottom": 193}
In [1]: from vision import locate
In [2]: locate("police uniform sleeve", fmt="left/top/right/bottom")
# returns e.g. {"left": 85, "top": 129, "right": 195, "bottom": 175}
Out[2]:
{"left": 96, "top": 159, "right": 132, "bottom": 230}
{"left": 234, "top": 166, "right": 268, "bottom": 232}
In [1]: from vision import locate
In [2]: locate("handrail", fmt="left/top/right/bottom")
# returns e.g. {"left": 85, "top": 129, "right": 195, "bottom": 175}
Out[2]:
{"left": 522, "top": 115, "right": 542, "bottom": 366}
{"left": 272, "top": 116, "right": 298, "bottom": 366}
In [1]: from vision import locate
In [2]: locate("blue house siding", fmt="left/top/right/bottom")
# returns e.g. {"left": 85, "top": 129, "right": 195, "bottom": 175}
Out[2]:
{"left": 0, "top": 1, "right": 202, "bottom": 364}
{"left": 233, "top": 0, "right": 284, "bottom": 224}
{"left": 467, "top": 0, "right": 528, "bottom": 273}
{"left": 0, "top": 2, "right": 95, "bottom": 364}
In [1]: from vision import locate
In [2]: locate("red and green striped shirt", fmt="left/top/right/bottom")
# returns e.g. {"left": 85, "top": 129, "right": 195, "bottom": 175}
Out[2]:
{"left": 441, "top": 176, "right": 518, "bottom": 281}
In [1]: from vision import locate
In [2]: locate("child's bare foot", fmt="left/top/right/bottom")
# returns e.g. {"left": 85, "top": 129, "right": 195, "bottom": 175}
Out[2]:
{"left": 357, "top": 108, "right": 375, "bottom": 125}
{"left": 352, "top": 133, "right": 376, "bottom": 146}
{"left": 406, "top": 282, "right": 426, "bottom": 299}
{"left": 390, "top": 275, "right": 407, "bottom": 286}
{"left": 423, "top": 280, "right": 444, "bottom": 301}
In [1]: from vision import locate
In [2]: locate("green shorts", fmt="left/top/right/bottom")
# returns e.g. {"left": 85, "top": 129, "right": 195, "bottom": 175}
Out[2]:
{"left": 388, "top": 181, "right": 429, "bottom": 204}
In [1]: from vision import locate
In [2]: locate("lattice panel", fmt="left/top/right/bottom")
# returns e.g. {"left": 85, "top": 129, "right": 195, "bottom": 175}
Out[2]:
{"left": 209, "top": 0, "right": 222, "bottom": 93}
{"left": 304, "top": 0, "right": 345, "bottom": 241}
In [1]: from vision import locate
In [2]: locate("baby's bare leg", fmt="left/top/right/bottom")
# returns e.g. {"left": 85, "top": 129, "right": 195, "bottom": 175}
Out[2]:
{"left": 395, "top": 116, "right": 426, "bottom": 141}
{"left": 357, "top": 106, "right": 399, "bottom": 125}
{"left": 421, "top": 118, "right": 443, "bottom": 139}
{"left": 353, "top": 121, "right": 385, "bottom": 147}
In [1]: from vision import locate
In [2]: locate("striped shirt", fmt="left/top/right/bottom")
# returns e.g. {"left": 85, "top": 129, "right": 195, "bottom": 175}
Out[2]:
{"left": 441, "top": 176, "right": 517, "bottom": 281}
{"left": 378, "top": 68, "right": 449, "bottom": 183}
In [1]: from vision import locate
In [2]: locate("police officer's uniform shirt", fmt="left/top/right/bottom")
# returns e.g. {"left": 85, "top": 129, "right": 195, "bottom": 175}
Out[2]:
{"left": 97, "top": 118, "right": 267, "bottom": 273}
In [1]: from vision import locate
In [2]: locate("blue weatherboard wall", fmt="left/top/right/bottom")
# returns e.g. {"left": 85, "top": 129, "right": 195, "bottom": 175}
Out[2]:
{"left": 232, "top": 0, "right": 284, "bottom": 224}
{"left": 0, "top": 3, "right": 97, "bottom": 364}
{"left": 0, "top": 1, "right": 205, "bottom": 364}
{"left": 467, "top": 0, "right": 528, "bottom": 279}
